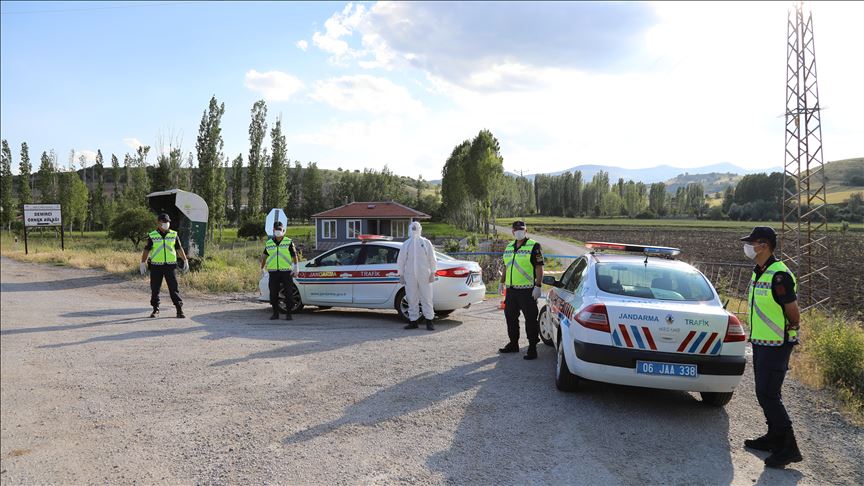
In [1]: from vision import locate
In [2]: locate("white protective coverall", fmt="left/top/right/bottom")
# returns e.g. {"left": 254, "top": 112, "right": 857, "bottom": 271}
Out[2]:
{"left": 396, "top": 222, "right": 437, "bottom": 321}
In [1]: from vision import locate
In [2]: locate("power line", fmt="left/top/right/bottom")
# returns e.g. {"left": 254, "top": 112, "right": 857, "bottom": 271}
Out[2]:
{"left": 1, "top": 1, "right": 197, "bottom": 16}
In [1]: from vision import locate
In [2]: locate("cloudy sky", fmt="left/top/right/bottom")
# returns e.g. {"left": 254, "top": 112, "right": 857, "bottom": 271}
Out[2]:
{"left": 1, "top": 1, "right": 861, "bottom": 179}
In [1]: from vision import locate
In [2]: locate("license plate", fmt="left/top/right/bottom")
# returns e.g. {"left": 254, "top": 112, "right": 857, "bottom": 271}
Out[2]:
{"left": 636, "top": 360, "right": 698, "bottom": 378}
{"left": 468, "top": 273, "right": 482, "bottom": 286}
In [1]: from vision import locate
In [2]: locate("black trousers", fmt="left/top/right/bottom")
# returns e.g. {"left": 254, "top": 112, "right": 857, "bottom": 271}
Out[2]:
{"left": 753, "top": 342, "right": 795, "bottom": 432}
{"left": 150, "top": 265, "right": 182, "bottom": 309}
{"left": 504, "top": 287, "right": 539, "bottom": 345}
{"left": 269, "top": 270, "right": 294, "bottom": 313}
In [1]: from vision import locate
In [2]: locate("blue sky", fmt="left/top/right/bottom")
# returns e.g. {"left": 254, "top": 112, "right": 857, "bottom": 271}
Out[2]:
{"left": 2, "top": 1, "right": 862, "bottom": 179}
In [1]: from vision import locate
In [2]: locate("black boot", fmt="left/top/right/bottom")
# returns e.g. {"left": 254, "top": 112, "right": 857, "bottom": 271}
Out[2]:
{"left": 149, "top": 308, "right": 159, "bottom": 318}
{"left": 744, "top": 426, "right": 782, "bottom": 452}
{"left": 524, "top": 344, "right": 538, "bottom": 360}
{"left": 404, "top": 320, "right": 419, "bottom": 330}
{"left": 765, "top": 428, "right": 803, "bottom": 468}
{"left": 176, "top": 306, "right": 185, "bottom": 318}
{"left": 426, "top": 318, "right": 435, "bottom": 331}
{"left": 498, "top": 341, "right": 519, "bottom": 353}
{"left": 270, "top": 308, "right": 280, "bottom": 320}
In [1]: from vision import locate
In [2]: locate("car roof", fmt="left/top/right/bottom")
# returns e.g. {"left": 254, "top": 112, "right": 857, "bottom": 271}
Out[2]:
{"left": 336, "top": 241, "right": 403, "bottom": 249}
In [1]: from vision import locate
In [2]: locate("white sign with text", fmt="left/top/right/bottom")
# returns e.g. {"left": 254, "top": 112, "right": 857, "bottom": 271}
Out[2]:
{"left": 24, "top": 204, "right": 62, "bottom": 227}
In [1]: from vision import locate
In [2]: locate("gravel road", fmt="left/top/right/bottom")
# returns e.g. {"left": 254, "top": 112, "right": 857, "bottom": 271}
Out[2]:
{"left": 1, "top": 256, "right": 862, "bottom": 485}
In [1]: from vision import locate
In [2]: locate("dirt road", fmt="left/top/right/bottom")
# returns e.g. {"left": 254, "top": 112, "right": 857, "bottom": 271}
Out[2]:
{"left": 1, "top": 257, "right": 862, "bottom": 484}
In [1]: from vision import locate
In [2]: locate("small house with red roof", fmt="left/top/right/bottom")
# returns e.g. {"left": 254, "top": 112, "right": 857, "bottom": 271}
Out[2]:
{"left": 311, "top": 201, "right": 431, "bottom": 250}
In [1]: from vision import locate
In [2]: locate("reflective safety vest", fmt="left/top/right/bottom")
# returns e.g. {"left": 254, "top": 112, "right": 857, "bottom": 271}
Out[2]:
{"left": 503, "top": 239, "right": 537, "bottom": 289}
{"left": 265, "top": 237, "right": 293, "bottom": 272}
{"left": 148, "top": 230, "right": 178, "bottom": 265}
{"left": 748, "top": 260, "right": 797, "bottom": 346}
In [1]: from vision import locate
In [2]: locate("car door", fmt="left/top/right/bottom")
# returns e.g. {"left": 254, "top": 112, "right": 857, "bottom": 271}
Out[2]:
{"left": 550, "top": 258, "right": 588, "bottom": 332}
{"left": 352, "top": 244, "right": 401, "bottom": 305}
{"left": 300, "top": 244, "right": 362, "bottom": 305}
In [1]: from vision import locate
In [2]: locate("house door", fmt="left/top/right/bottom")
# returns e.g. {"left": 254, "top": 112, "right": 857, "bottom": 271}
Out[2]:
{"left": 368, "top": 219, "right": 379, "bottom": 235}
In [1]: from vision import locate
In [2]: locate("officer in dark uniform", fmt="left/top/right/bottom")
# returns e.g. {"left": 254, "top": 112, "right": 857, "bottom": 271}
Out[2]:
{"left": 498, "top": 220, "right": 545, "bottom": 360}
{"left": 140, "top": 213, "right": 189, "bottom": 318}
{"left": 740, "top": 226, "right": 803, "bottom": 468}
{"left": 261, "top": 221, "right": 299, "bottom": 320}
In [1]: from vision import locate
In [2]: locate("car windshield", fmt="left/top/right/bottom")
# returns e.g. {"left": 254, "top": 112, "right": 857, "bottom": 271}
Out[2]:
{"left": 595, "top": 262, "right": 715, "bottom": 302}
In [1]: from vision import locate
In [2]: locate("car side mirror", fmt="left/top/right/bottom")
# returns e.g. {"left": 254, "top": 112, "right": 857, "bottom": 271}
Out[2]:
{"left": 306, "top": 260, "right": 317, "bottom": 267}
{"left": 542, "top": 275, "right": 561, "bottom": 288}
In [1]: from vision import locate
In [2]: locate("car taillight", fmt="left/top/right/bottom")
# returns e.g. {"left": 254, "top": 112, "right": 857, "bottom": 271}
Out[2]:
{"left": 575, "top": 303, "right": 610, "bottom": 333}
{"left": 723, "top": 314, "right": 747, "bottom": 342}
{"left": 436, "top": 267, "right": 471, "bottom": 278}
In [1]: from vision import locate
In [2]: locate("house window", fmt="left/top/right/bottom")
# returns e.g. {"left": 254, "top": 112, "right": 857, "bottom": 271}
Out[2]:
{"left": 392, "top": 219, "right": 408, "bottom": 238}
{"left": 321, "top": 220, "right": 337, "bottom": 239}
{"left": 347, "top": 219, "right": 362, "bottom": 239}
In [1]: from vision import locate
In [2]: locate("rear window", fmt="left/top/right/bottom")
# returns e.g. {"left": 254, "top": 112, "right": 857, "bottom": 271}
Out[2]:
{"left": 595, "top": 262, "right": 715, "bottom": 301}
{"left": 436, "top": 251, "right": 457, "bottom": 262}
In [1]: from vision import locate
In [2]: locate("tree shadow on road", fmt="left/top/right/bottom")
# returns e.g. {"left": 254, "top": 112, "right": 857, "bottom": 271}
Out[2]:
{"left": 0, "top": 275, "right": 119, "bottom": 292}
{"left": 3, "top": 312, "right": 151, "bottom": 337}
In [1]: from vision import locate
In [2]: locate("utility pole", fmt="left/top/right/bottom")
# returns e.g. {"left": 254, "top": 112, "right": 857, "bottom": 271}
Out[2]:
{"left": 780, "top": 1, "right": 830, "bottom": 312}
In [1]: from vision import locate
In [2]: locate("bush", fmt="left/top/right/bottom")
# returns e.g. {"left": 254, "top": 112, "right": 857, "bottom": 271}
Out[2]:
{"left": 706, "top": 206, "right": 725, "bottom": 220}
{"left": 635, "top": 210, "right": 656, "bottom": 219}
{"left": 809, "top": 316, "right": 864, "bottom": 392}
{"left": 237, "top": 219, "right": 266, "bottom": 239}
{"left": 108, "top": 206, "right": 154, "bottom": 249}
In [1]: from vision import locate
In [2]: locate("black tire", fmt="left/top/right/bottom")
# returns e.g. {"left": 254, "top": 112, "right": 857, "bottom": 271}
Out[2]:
{"left": 538, "top": 305, "right": 554, "bottom": 346}
{"left": 555, "top": 336, "right": 580, "bottom": 392}
{"left": 394, "top": 288, "right": 409, "bottom": 321}
{"left": 434, "top": 310, "right": 454, "bottom": 318}
{"left": 278, "top": 284, "right": 304, "bottom": 314}
{"left": 700, "top": 391, "right": 733, "bottom": 407}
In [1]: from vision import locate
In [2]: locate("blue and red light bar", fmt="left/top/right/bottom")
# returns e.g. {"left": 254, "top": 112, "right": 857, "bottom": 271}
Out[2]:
{"left": 586, "top": 241, "right": 681, "bottom": 257}
{"left": 358, "top": 234, "right": 394, "bottom": 241}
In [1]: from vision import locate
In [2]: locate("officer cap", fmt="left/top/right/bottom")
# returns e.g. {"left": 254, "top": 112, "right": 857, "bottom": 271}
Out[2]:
{"left": 512, "top": 220, "right": 526, "bottom": 230}
{"left": 740, "top": 226, "right": 776, "bottom": 247}
{"left": 273, "top": 221, "right": 284, "bottom": 229}
{"left": 157, "top": 213, "right": 171, "bottom": 222}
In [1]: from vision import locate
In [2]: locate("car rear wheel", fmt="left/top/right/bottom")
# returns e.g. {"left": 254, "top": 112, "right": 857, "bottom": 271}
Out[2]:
{"left": 700, "top": 391, "right": 733, "bottom": 407}
{"left": 278, "top": 284, "right": 304, "bottom": 314}
{"left": 555, "top": 337, "right": 579, "bottom": 392}
{"left": 395, "top": 289, "right": 433, "bottom": 321}
{"left": 539, "top": 305, "right": 554, "bottom": 346}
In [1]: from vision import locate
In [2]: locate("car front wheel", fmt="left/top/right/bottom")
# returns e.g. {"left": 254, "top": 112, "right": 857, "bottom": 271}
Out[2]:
{"left": 278, "top": 284, "right": 304, "bottom": 314}
{"left": 539, "top": 305, "right": 554, "bottom": 346}
{"left": 700, "top": 391, "right": 733, "bottom": 407}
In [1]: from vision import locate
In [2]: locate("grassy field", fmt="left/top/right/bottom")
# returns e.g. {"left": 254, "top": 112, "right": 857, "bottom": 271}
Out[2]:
{"left": 827, "top": 188, "right": 863, "bottom": 204}
{"left": 498, "top": 216, "right": 863, "bottom": 231}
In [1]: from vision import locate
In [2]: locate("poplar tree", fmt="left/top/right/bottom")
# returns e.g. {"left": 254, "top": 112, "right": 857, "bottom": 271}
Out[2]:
{"left": 18, "top": 142, "right": 32, "bottom": 205}
{"left": 195, "top": 95, "right": 226, "bottom": 238}
{"left": 36, "top": 151, "right": 57, "bottom": 203}
{"left": 247, "top": 100, "right": 267, "bottom": 217}
{"left": 267, "top": 117, "right": 287, "bottom": 210}
{"left": 92, "top": 150, "right": 106, "bottom": 228}
{"left": 110, "top": 154, "right": 121, "bottom": 200}
{"left": 231, "top": 153, "right": 243, "bottom": 226}
{"left": 0, "top": 140, "right": 14, "bottom": 229}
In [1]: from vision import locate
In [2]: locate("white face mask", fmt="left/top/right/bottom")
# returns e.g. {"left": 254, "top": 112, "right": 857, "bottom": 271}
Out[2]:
{"left": 743, "top": 243, "right": 757, "bottom": 259}
{"left": 160, "top": 222, "right": 170, "bottom": 230}
{"left": 514, "top": 230, "right": 527, "bottom": 240}
{"left": 274, "top": 229, "right": 284, "bottom": 237}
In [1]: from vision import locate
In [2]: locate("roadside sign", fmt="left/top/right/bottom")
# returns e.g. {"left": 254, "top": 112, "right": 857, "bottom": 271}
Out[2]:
{"left": 22, "top": 203, "right": 64, "bottom": 254}
{"left": 24, "top": 204, "right": 62, "bottom": 227}
{"left": 264, "top": 208, "right": 288, "bottom": 237}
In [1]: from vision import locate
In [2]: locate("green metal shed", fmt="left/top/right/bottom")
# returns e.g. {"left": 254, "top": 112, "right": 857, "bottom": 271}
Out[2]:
{"left": 146, "top": 189, "right": 209, "bottom": 258}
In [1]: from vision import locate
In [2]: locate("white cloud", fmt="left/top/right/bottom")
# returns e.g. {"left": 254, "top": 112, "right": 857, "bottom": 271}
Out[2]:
{"left": 295, "top": 39, "right": 308, "bottom": 51}
{"left": 123, "top": 138, "right": 143, "bottom": 150}
{"left": 310, "top": 75, "right": 424, "bottom": 115}
{"left": 74, "top": 149, "right": 98, "bottom": 164}
{"left": 244, "top": 69, "right": 305, "bottom": 102}
{"left": 311, "top": 2, "right": 368, "bottom": 64}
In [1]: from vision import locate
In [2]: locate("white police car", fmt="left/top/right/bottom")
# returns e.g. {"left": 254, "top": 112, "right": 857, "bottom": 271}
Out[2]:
{"left": 259, "top": 235, "right": 486, "bottom": 320}
{"left": 540, "top": 242, "right": 747, "bottom": 407}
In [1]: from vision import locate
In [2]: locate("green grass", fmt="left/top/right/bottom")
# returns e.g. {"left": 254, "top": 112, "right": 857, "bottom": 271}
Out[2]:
{"left": 497, "top": 216, "right": 864, "bottom": 232}
{"left": 421, "top": 222, "right": 472, "bottom": 238}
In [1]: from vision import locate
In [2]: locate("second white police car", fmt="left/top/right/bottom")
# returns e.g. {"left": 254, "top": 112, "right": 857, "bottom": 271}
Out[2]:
{"left": 260, "top": 235, "right": 486, "bottom": 320}
{"left": 540, "top": 242, "right": 747, "bottom": 407}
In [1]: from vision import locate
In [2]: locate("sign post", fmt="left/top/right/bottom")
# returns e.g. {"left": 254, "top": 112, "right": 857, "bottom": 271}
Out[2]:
{"left": 23, "top": 204, "right": 63, "bottom": 254}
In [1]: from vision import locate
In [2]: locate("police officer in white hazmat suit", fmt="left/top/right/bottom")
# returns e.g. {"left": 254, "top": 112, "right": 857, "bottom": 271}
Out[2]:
{"left": 397, "top": 221, "right": 437, "bottom": 330}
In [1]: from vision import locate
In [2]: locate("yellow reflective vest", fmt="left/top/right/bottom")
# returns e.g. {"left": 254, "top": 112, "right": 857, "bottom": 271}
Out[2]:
{"left": 148, "top": 230, "right": 178, "bottom": 265}
{"left": 503, "top": 239, "right": 537, "bottom": 289}
{"left": 265, "top": 237, "right": 293, "bottom": 272}
{"left": 748, "top": 260, "right": 797, "bottom": 346}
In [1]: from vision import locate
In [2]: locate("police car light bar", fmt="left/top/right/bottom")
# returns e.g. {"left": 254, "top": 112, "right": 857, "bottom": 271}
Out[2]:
{"left": 586, "top": 241, "right": 681, "bottom": 257}
{"left": 358, "top": 234, "right": 394, "bottom": 241}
